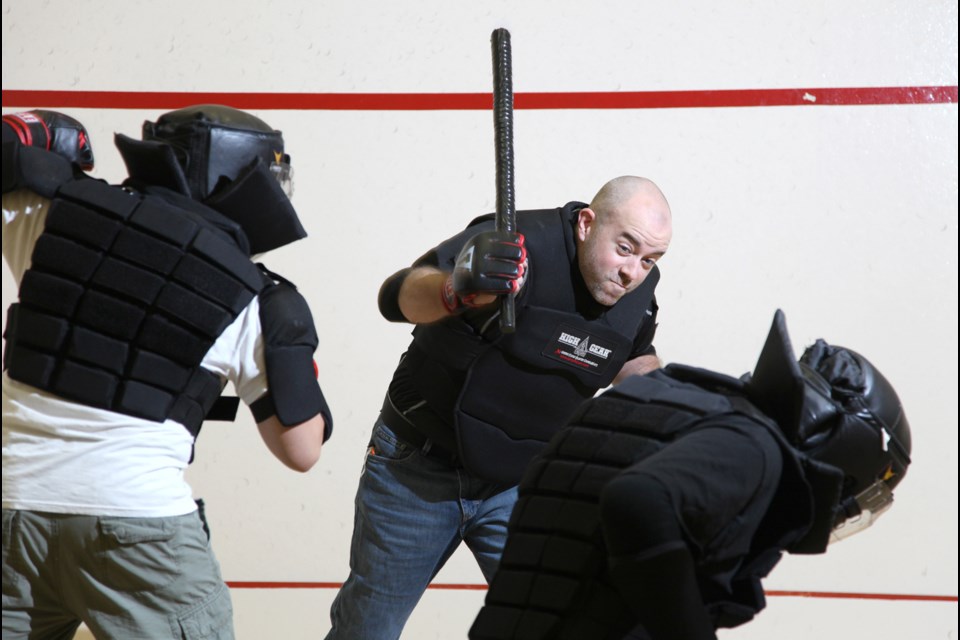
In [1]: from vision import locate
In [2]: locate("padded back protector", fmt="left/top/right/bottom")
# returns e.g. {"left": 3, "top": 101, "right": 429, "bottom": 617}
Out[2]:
{"left": 474, "top": 374, "right": 717, "bottom": 639}
{"left": 4, "top": 177, "right": 264, "bottom": 437}
{"left": 472, "top": 368, "right": 817, "bottom": 639}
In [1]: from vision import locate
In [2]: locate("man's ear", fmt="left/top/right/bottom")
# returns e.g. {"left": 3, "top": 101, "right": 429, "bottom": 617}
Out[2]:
{"left": 576, "top": 207, "right": 597, "bottom": 242}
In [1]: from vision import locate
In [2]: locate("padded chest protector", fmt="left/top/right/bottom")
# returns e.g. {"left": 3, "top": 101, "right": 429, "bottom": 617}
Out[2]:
{"left": 3, "top": 177, "right": 264, "bottom": 437}
{"left": 422, "top": 207, "right": 658, "bottom": 484}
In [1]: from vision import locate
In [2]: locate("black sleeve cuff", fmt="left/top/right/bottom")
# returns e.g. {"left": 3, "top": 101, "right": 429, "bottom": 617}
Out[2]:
{"left": 378, "top": 267, "right": 412, "bottom": 322}
{"left": 250, "top": 389, "right": 334, "bottom": 442}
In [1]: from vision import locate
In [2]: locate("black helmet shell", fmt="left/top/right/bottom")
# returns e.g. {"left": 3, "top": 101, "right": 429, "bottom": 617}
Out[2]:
{"left": 747, "top": 310, "right": 911, "bottom": 499}
{"left": 143, "top": 104, "right": 286, "bottom": 201}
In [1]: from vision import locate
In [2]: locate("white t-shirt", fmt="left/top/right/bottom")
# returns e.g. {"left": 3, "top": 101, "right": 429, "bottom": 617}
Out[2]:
{"left": 2, "top": 189, "right": 269, "bottom": 517}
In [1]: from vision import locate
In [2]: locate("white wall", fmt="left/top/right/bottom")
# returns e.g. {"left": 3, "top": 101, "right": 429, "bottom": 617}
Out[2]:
{"left": 3, "top": 1, "right": 957, "bottom": 638}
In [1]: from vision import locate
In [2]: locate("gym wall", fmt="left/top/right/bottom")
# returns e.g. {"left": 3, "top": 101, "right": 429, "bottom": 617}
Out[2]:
{"left": 3, "top": 1, "right": 957, "bottom": 638}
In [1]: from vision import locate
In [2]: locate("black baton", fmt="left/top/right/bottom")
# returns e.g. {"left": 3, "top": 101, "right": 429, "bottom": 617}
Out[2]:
{"left": 491, "top": 28, "right": 516, "bottom": 333}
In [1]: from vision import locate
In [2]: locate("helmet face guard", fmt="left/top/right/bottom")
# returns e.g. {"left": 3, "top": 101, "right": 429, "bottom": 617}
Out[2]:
{"left": 830, "top": 479, "right": 894, "bottom": 543}
{"left": 269, "top": 156, "right": 294, "bottom": 199}
{"left": 747, "top": 310, "right": 912, "bottom": 540}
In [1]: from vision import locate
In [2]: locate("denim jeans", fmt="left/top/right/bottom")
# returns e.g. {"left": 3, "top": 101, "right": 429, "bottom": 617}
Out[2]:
{"left": 326, "top": 418, "right": 518, "bottom": 640}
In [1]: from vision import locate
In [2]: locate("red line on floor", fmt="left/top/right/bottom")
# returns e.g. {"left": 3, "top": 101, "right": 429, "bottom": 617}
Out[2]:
{"left": 2, "top": 86, "right": 956, "bottom": 111}
{"left": 225, "top": 581, "right": 958, "bottom": 602}
{"left": 764, "top": 590, "right": 958, "bottom": 602}
{"left": 225, "top": 582, "right": 488, "bottom": 591}
{"left": 227, "top": 582, "right": 344, "bottom": 589}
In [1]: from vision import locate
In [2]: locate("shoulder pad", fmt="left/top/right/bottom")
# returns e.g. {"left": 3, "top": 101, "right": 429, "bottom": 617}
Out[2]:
{"left": 464, "top": 212, "right": 497, "bottom": 227}
{"left": 607, "top": 370, "right": 735, "bottom": 415}
{"left": 663, "top": 363, "right": 746, "bottom": 395}
{"left": 3, "top": 143, "right": 74, "bottom": 197}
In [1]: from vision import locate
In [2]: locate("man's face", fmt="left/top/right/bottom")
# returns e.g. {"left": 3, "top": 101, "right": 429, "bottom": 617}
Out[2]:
{"left": 576, "top": 196, "right": 672, "bottom": 306}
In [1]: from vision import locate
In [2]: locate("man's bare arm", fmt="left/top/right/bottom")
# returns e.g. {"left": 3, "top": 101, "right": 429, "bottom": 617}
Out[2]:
{"left": 613, "top": 354, "right": 662, "bottom": 385}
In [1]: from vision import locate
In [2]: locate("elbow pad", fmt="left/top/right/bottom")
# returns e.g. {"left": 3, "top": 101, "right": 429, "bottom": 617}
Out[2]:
{"left": 254, "top": 274, "right": 333, "bottom": 436}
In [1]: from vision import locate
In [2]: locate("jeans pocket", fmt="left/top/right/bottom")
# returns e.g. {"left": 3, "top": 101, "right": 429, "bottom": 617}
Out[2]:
{"left": 99, "top": 517, "right": 179, "bottom": 591}
{"left": 367, "top": 421, "right": 417, "bottom": 463}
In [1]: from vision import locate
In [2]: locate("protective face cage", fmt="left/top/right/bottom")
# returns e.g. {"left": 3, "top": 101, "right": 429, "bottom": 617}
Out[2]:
{"left": 747, "top": 310, "right": 912, "bottom": 541}
{"left": 269, "top": 155, "right": 295, "bottom": 199}
{"left": 829, "top": 478, "right": 894, "bottom": 543}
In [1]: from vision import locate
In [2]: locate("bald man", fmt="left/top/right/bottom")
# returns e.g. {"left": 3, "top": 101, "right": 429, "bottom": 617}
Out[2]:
{"left": 326, "top": 176, "right": 672, "bottom": 640}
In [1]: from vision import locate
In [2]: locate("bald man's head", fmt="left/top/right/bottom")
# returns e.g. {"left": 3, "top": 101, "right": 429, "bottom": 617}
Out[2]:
{"left": 590, "top": 176, "right": 671, "bottom": 226}
{"left": 576, "top": 176, "right": 672, "bottom": 306}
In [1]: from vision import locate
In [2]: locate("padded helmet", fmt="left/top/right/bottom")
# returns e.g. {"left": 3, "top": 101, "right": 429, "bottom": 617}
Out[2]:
{"left": 796, "top": 339, "right": 911, "bottom": 494}
{"left": 115, "top": 105, "right": 306, "bottom": 255}
{"left": 141, "top": 105, "right": 291, "bottom": 201}
{"left": 747, "top": 310, "right": 912, "bottom": 538}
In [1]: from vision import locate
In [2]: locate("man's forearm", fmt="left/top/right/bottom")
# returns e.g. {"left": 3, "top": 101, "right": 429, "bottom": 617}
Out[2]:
{"left": 613, "top": 354, "right": 662, "bottom": 385}
{"left": 397, "top": 267, "right": 453, "bottom": 324}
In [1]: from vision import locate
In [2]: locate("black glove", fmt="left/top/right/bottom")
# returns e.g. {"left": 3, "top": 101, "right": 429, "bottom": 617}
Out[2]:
{"left": 2, "top": 109, "right": 94, "bottom": 170}
{"left": 442, "top": 230, "right": 527, "bottom": 313}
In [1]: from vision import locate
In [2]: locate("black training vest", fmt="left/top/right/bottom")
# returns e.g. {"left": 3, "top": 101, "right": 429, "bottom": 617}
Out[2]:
{"left": 471, "top": 366, "right": 839, "bottom": 639}
{"left": 4, "top": 176, "right": 264, "bottom": 437}
{"left": 409, "top": 204, "right": 659, "bottom": 484}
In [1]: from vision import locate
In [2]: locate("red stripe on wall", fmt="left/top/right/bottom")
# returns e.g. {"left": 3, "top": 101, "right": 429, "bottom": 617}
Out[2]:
{"left": 224, "top": 581, "right": 958, "bottom": 602}
{"left": 2, "top": 86, "right": 956, "bottom": 111}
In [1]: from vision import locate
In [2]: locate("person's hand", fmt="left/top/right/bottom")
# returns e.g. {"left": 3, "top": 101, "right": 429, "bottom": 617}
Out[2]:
{"left": 2, "top": 109, "right": 94, "bottom": 170}
{"left": 442, "top": 230, "right": 527, "bottom": 313}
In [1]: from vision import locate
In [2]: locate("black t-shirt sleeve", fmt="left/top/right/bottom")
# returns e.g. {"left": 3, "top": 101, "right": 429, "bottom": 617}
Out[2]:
{"left": 412, "top": 216, "right": 498, "bottom": 270}
{"left": 630, "top": 295, "right": 659, "bottom": 358}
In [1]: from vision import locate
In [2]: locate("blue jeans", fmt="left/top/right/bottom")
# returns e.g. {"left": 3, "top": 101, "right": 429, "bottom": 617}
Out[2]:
{"left": 326, "top": 418, "right": 518, "bottom": 640}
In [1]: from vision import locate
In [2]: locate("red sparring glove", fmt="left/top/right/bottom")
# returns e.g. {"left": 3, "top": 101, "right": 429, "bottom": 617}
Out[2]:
{"left": 442, "top": 230, "right": 527, "bottom": 314}
{"left": 2, "top": 109, "right": 94, "bottom": 170}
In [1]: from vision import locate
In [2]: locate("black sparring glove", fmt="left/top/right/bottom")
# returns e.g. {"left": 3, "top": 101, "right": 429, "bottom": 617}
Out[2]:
{"left": 2, "top": 109, "right": 94, "bottom": 170}
{"left": 442, "top": 230, "right": 527, "bottom": 313}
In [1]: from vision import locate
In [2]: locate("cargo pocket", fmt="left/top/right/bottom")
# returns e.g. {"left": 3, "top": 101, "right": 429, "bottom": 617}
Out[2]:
{"left": 99, "top": 517, "right": 178, "bottom": 591}
{"left": 2, "top": 510, "right": 26, "bottom": 594}
{"left": 1, "top": 509, "right": 17, "bottom": 564}
{"left": 178, "top": 582, "right": 235, "bottom": 639}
